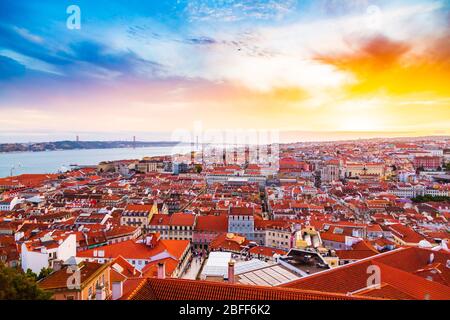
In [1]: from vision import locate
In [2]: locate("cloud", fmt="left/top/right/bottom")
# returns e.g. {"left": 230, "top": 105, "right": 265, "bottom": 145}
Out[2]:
{"left": 85, "top": 0, "right": 447, "bottom": 101}
{"left": 0, "top": 49, "right": 63, "bottom": 76}
{"left": 184, "top": 0, "right": 297, "bottom": 22}
{"left": 0, "top": 20, "right": 166, "bottom": 81}
{"left": 12, "top": 26, "right": 43, "bottom": 44}
{"left": 0, "top": 0, "right": 449, "bottom": 135}
{"left": 314, "top": 0, "right": 372, "bottom": 16}
{"left": 315, "top": 35, "right": 411, "bottom": 73}
{"left": 65, "top": 40, "right": 165, "bottom": 78}
{"left": 314, "top": 32, "right": 450, "bottom": 96}
{"left": 0, "top": 24, "right": 70, "bottom": 67}
{"left": 184, "top": 37, "right": 217, "bottom": 45}
{"left": 0, "top": 55, "right": 26, "bottom": 80}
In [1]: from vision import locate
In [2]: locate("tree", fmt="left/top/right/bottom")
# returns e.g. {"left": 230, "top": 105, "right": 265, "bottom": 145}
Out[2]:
{"left": 0, "top": 264, "right": 52, "bottom": 300}
{"left": 445, "top": 162, "right": 450, "bottom": 172}
{"left": 412, "top": 195, "right": 450, "bottom": 203}
{"left": 194, "top": 164, "right": 203, "bottom": 174}
{"left": 25, "top": 268, "right": 37, "bottom": 281}
{"left": 38, "top": 267, "right": 53, "bottom": 281}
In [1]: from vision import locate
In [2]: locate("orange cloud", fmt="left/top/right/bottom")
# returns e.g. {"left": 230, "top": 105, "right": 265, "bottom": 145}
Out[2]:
{"left": 315, "top": 34, "right": 450, "bottom": 96}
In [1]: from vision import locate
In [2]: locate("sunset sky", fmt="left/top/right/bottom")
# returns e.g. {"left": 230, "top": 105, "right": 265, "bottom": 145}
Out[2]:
{"left": 0, "top": 0, "right": 449, "bottom": 142}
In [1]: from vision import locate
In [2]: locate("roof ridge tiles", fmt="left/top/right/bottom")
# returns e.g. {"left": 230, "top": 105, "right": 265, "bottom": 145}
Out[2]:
{"left": 126, "top": 278, "right": 384, "bottom": 300}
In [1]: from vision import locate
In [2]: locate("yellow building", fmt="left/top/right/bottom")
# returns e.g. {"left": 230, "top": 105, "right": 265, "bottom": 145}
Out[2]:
{"left": 39, "top": 261, "right": 111, "bottom": 300}
{"left": 344, "top": 163, "right": 385, "bottom": 179}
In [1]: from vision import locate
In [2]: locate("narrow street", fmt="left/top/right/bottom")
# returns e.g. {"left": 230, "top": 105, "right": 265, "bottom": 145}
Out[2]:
{"left": 181, "top": 255, "right": 205, "bottom": 280}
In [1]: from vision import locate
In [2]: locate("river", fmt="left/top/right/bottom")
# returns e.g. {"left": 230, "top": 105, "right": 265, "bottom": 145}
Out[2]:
{"left": 0, "top": 146, "right": 188, "bottom": 178}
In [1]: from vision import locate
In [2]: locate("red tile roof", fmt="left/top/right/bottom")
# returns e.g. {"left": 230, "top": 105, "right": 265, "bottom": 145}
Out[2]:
{"left": 124, "top": 204, "right": 152, "bottom": 212}
{"left": 124, "top": 278, "right": 378, "bottom": 300}
{"left": 248, "top": 246, "right": 287, "bottom": 257}
{"left": 335, "top": 250, "right": 379, "bottom": 260}
{"left": 281, "top": 247, "right": 450, "bottom": 300}
{"left": 229, "top": 207, "right": 254, "bottom": 216}
{"left": 110, "top": 255, "right": 141, "bottom": 278}
{"left": 141, "top": 257, "right": 179, "bottom": 278}
{"left": 169, "top": 213, "right": 196, "bottom": 226}
{"left": 38, "top": 261, "right": 108, "bottom": 290}
{"left": 77, "top": 239, "right": 189, "bottom": 261}
{"left": 388, "top": 224, "right": 426, "bottom": 243}
{"left": 195, "top": 215, "right": 228, "bottom": 232}
{"left": 320, "top": 232, "right": 346, "bottom": 243}
{"left": 209, "top": 233, "right": 249, "bottom": 252}
{"left": 149, "top": 214, "right": 171, "bottom": 226}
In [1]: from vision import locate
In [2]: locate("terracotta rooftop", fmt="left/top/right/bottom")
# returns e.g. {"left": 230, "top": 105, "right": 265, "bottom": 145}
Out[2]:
{"left": 169, "top": 213, "right": 196, "bottom": 226}
{"left": 77, "top": 239, "right": 189, "bottom": 261}
{"left": 194, "top": 214, "right": 228, "bottom": 232}
{"left": 281, "top": 247, "right": 450, "bottom": 300}
{"left": 39, "top": 261, "right": 108, "bottom": 290}
{"left": 388, "top": 224, "right": 426, "bottom": 243}
{"left": 124, "top": 278, "right": 379, "bottom": 300}
{"left": 209, "top": 233, "right": 249, "bottom": 252}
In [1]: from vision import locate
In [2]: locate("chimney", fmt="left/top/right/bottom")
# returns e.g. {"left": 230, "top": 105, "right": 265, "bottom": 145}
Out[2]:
{"left": 157, "top": 262, "right": 166, "bottom": 279}
{"left": 228, "top": 260, "right": 235, "bottom": 284}
{"left": 53, "top": 260, "right": 63, "bottom": 272}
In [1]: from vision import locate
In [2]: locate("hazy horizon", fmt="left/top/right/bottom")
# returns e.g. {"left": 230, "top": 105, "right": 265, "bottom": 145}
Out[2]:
{"left": 1, "top": 130, "right": 449, "bottom": 145}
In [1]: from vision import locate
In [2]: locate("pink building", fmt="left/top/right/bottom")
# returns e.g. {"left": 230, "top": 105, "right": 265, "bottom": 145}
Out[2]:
{"left": 413, "top": 156, "right": 442, "bottom": 170}
{"left": 193, "top": 215, "right": 228, "bottom": 249}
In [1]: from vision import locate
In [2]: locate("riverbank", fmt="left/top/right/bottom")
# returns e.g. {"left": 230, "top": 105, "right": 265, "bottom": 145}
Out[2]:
{"left": 0, "top": 145, "right": 189, "bottom": 178}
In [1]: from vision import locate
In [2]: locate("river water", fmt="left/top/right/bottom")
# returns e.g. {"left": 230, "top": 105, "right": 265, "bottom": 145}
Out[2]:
{"left": 0, "top": 146, "right": 185, "bottom": 178}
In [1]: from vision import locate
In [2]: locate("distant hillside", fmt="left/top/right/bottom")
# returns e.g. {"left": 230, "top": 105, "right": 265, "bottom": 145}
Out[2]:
{"left": 0, "top": 141, "right": 181, "bottom": 153}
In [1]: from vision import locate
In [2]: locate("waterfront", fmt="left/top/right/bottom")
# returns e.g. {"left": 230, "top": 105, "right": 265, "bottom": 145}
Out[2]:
{"left": 0, "top": 146, "right": 183, "bottom": 178}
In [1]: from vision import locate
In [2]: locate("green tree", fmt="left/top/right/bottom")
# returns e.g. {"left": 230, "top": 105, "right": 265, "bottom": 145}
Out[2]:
{"left": 445, "top": 162, "right": 450, "bottom": 172}
{"left": 38, "top": 267, "right": 53, "bottom": 280}
{"left": 194, "top": 164, "right": 203, "bottom": 174}
{"left": 25, "top": 268, "right": 37, "bottom": 281}
{"left": 0, "top": 264, "right": 52, "bottom": 300}
{"left": 412, "top": 195, "right": 450, "bottom": 203}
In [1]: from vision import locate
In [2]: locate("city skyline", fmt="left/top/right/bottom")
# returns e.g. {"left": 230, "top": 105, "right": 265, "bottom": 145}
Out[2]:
{"left": 0, "top": 0, "right": 449, "bottom": 140}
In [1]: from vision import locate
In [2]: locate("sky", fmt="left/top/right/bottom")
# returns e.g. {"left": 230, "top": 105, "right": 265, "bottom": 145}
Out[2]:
{"left": 0, "top": 0, "right": 449, "bottom": 143}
